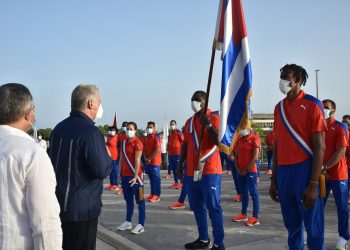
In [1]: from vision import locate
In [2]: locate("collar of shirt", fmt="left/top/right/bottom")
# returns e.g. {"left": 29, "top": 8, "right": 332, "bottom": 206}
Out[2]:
{"left": 327, "top": 117, "right": 336, "bottom": 127}
{"left": 0, "top": 125, "right": 34, "bottom": 141}
{"left": 70, "top": 110, "right": 95, "bottom": 124}
{"left": 127, "top": 137, "right": 137, "bottom": 143}
{"left": 284, "top": 90, "right": 305, "bottom": 105}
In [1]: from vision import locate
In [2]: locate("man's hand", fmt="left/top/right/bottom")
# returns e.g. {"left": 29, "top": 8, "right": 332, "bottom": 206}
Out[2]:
{"left": 129, "top": 177, "right": 137, "bottom": 187}
{"left": 302, "top": 183, "right": 318, "bottom": 209}
{"left": 238, "top": 168, "right": 247, "bottom": 176}
{"left": 269, "top": 179, "right": 279, "bottom": 202}
{"left": 145, "top": 158, "right": 151, "bottom": 165}
{"left": 176, "top": 163, "right": 184, "bottom": 181}
{"left": 198, "top": 112, "right": 210, "bottom": 127}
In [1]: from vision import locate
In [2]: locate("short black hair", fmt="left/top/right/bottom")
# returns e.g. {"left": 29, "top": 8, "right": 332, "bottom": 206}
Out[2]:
{"left": 280, "top": 64, "right": 308, "bottom": 86}
{"left": 0, "top": 83, "right": 34, "bottom": 124}
{"left": 322, "top": 99, "right": 336, "bottom": 110}
{"left": 192, "top": 90, "right": 207, "bottom": 101}
{"left": 108, "top": 126, "right": 116, "bottom": 131}
{"left": 122, "top": 121, "right": 128, "bottom": 127}
{"left": 127, "top": 121, "right": 137, "bottom": 130}
{"left": 170, "top": 120, "right": 177, "bottom": 124}
{"left": 342, "top": 115, "right": 350, "bottom": 120}
{"left": 147, "top": 121, "right": 156, "bottom": 127}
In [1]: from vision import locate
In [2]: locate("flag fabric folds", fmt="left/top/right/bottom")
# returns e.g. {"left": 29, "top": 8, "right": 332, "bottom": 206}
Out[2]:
{"left": 215, "top": 0, "right": 253, "bottom": 154}
{"left": 113, "top": 112, "right": 117, "bottom": 130}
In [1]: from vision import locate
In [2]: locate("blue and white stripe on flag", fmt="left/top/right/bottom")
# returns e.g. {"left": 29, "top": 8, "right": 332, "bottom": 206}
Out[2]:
{"left": 216, "top": 0, "right": 253, "bottom": 154}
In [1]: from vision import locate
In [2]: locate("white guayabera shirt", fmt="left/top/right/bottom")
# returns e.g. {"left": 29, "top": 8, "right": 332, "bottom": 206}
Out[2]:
{"left": 0, "top": 125, "right": 62, "bottom": 250}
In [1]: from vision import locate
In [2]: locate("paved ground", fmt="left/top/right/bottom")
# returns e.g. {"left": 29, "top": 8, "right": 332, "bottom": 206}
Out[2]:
{"left": 97, "top": 238, "right": 117, "bottom": 250}
{"left": 99, "top": 170, "right": 343, "bottom": 250}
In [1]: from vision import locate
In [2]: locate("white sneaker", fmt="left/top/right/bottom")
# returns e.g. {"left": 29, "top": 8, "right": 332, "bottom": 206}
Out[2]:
{"left": 117, "top": 221, "right": 132, "bottom": 231}
{"left": 335, "top": 237, "right": 347, "bottom": 250}
{"left": 131, "top": 224, "right": 144, "bottom": 235}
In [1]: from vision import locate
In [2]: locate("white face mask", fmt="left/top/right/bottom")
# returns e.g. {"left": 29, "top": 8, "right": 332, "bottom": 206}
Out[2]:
{"left": 279, "top": 79, "right": 292, "bottom": 95}
{"left": 191, "top": 101, "right": 202, "bottom": 113}
{"left": 108, "top": 131, "right": 116, "bottom": 136}
{"left": 122, "top": 126, "right": 127, "bottom": 132}
{"left": 143, "top": 132, "right": 148, "bottom": 137}
{"left": 324, "top": 109, "right": 331, "bottom": 120}
{"left": 147, "top": 128, "right": 153, "bottom": 134}
{"left": 240, "top": 129, "right": 249, "bottom": 137}
{"left": 170, "top": 124, "right": 176, "bottom": 130}
{"left": 26, "top": 111, "right": 38, "bottom": 142}
{"left": 126, "top": 130, "right": 135, "bottom": 138}
{"left": 38, "top": 136, "right": 42, "bottom": 140}
{"left": 95, "top": 103, "right": 103, "bottom": 120}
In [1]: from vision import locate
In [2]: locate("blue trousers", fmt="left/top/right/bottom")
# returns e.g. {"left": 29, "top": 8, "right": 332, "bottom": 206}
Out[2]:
{"left": 227, "top": 159, "right": 241, "bottom": 195}
{"left": 168, "top": 155, "right": 180, "bottom": 183}
{"left": 323, "top": 180, "right": 350, "bottom": 240}
{"left": 187, "top": 174, "right": 225, "bottom": 248}
{"left": 109, "top": 160, "right": 119, "bottom": 185}
{"left": 276, "top": 159, "right": 324, "bottom": 250}
{"left": 267, "top": 151, "right": 273, "bottom": 170}
{"left": 121, "top": 176, "right": 146, "bottom": 226}
{"left": 238, "top": 172, "right": 259, "bottom": 218}
{"left": 220, "top": 152, "right": 228, "bottom": 171}
{"left": 144, "top": 165, "right": 161, "bottom": 196}
{"left": 178, "top": 175, "right": 189, "bottom": 203}
{"left": 348, "top": 170, "right": 350, "bottom": 194}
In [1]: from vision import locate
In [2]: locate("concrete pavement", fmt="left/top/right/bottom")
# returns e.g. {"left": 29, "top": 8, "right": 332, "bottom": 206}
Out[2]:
{"left": 97, "top": 170, "right": 343, "bottom": 250}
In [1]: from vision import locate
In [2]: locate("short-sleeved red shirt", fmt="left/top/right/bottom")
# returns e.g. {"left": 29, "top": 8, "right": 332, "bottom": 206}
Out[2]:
{"left": 121, "top": 137, "right": 143, "bottom": 178}
{"left": 183, "top": 109, "right": 222, "bottom": 176}
{"left": 106, "top": 135, "right": 118, "bottom": 160}
{"left": 143, "top": 132, "right": 161, "bottom": 166}
{"left": 235, "top": 133, "right": 260, "bottom": 173}
{"left": 273, "top": 91, "right": 327, "bottom": 165}
{"left": 168, "top": 129, "right": 183, "bottom": 156}
{"left": 324, "top": 118, "right": 348, "bottom": 180}
{"left": 346, "top": 128, "right": 350, "bottom": 169}
{"left": 265, "top": 131, "right": 276, "bottom": 151}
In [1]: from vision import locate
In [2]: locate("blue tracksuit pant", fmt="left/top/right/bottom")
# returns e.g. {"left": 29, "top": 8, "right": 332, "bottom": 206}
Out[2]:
{"left": 168, "top": 155, "right": 180, "bottom": 183}
{"left": 267, "top": 151, "right": 273, "bottom": 170}
{"left": 323, "top": 180, "right": 350, "bottom": 240}
{"left": 276, "top": 158, "right": 324, "bottom": 250}
{"left": 178, "top": 175, "right": 189, "bottom": 203}
{"left": 121, "top": 176, "right": 146, "bottom": 226}
{"left": 238, "top": 172, "right": 259, "bottom": 218}
{"left": 187, "top": 174, "right": 225, "bottom": 248}
{"left": 109, "top": 160, "right": 119, "bottom": 185}
{"left": 227, "top": 159, "right": 241, "bottom": 195}
{"left": 144, "top": 165, "right": 161, "bottom": 196}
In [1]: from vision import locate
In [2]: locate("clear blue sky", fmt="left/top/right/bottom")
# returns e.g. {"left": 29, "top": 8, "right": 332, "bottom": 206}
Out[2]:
{"left": 1, "top": 1, "right": 349, "bottom": 130}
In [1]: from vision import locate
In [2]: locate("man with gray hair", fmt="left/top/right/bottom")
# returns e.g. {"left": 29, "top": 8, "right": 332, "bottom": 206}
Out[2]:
{"left": 50, "top": 84, "right": 112, "bottom": 250}
{"left": 0, "top": 83, "right": 62, "bottom": 249}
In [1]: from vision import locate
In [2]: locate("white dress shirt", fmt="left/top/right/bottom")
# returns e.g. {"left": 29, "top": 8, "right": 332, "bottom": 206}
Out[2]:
{"left": 38, "top": 139, "right": 47, "bottom": 151}
{"left": 0, "top": 125, "right": 62, "bottom": 250}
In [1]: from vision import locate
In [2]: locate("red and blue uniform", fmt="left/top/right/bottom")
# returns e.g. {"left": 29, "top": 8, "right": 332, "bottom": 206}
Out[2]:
{"left": 235, "top": 133, "right": 260, "bottom": 218}
{"left": 273, "top": 90, "right": 327, "bottom": 250}
{"left": 120, "top": 137, "right": 145, "bottom": 226}
{"left": 323, "top": 118, "right": 349, "bottom": 241}
{"left": 183, "top": 109, "right": 224, "bottom": 249}
{"left": 265, "top": 131, "right": 276, "bottom": 170}
{"left": 143, "top": 132, "right": 162, "bottom": 196}
{"left": 168, "top": 128, "right": 184, "bottom": 184}
{"left": 106, "top": 135, "right": 119, "bottom": 186}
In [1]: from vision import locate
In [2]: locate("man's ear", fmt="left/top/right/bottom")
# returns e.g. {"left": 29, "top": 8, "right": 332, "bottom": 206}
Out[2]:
{"left": 87, "top": 99, "right": 93, "bottom": 109}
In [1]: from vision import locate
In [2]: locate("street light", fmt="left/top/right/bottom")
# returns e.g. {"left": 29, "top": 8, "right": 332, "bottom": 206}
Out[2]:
{"left": 315, "top": 69, "right": 320, "bottom": 98}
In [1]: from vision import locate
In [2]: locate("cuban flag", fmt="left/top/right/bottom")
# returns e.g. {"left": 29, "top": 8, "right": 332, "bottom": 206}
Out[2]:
{"left": 216, "top": 0, "right": 252, "bottom": 154}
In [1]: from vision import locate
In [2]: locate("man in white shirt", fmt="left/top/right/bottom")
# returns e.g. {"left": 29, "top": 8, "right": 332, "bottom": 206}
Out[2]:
{"left": 0, "top": 83, "right": 62, "bottom": 250}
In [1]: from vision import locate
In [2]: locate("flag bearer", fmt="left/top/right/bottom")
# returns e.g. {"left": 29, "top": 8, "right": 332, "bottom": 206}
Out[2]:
{"left": 177, "top": 90, "right": 225, "bottom": 250}
{"left": 269, "top": 64, "right": 327, "bottom": 250}
{"left": 322, "top": 99, "right": 349, "bottom": 250}
{"left": 117, "top": 122, "right": 146, "bottom": 235}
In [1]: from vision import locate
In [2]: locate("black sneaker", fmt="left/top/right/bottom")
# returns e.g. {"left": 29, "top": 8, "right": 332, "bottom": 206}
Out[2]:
{"left": 184, "top": 239, "right": 211, "bottom": 249}
{"left": 211, "top": 245, "right": 225, "bottom": 250}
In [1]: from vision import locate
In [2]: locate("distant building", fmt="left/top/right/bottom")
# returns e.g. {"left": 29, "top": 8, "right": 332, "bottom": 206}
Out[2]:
{"left": 251, "top": 113, "right": 274, "bottom": 132}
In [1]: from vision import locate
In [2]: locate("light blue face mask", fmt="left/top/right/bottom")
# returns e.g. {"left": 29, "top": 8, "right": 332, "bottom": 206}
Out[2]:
{"left": 147, "top": 128, "right": 153, "bottom": 134}
{"left": 240, "top": 129, "right": 249, "bottom": 137}
{"left": 324, "top": 109, "right": 331, "bottom": 119}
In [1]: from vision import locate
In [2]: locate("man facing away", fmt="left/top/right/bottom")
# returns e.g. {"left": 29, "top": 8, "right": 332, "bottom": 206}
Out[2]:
{"left": 177, "top": 90, "right": 225, "bottom": 250}
{"left": 269, "top": 64, "right": 327, "bottom": 250}
{"left": 49, "top": 84, "right": 112, "bottom": 250}
{"left": 0, "top": 83, "right": 62, "bottom": 249}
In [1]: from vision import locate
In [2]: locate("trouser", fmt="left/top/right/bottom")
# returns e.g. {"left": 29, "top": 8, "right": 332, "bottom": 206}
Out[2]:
{"left": 122, "top": 176, "right": 146, "bottom": 226}
{"left": 267, "top": 151, "right": 273, "bottom": 170}
{"left": 276, "top": 158, "right": 324, "bottom": 250}
{"left": 144, "top": 165, "right": 161, "bottom": 196}
{"left": 227, "top": 159, "right": 241, "bottom": 195}
{"left": 348, "top": 170, "right": 350, "bottom": 194}
{"left": 178, "top": 175, "right": 189, "bottom": 203}
{"left": 109, "top": 160, "right": 119, "bottom": 185}
{"left": 187, "top": 174, "right": 225, "bottom": 248}
{"left": 220, "top": 152, "right": 228, "bottom": 171}
{"left": 62, "top": 219, "right": 98, "bottom": 250}
{"left": 256, "top": 159, "right": 260, "bottom": 177}
{"left": 323, "top": 180, "right": 350, "bottom": 240}
{"left": 238, "top": 172, "right": 259, "bottom": 218}
{"left": 168, "top": 155, "right": 180, "bottom": 183}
